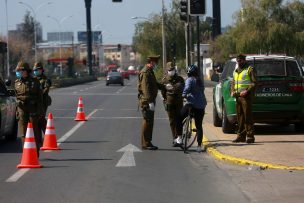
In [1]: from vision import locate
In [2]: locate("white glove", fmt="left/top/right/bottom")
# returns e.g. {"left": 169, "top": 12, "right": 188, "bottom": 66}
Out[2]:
{"left": 165, "top": 84, "right": 173, "bottom": 90}
{"left": 149, "top": 103, "right": 155, "bottom": 111}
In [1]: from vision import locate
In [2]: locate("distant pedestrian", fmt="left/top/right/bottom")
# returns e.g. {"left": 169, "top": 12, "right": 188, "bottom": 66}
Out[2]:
{"left": 33, "top": 62, "right": 52, "bottom": 134}
{"left": 230, "top": 54, "right": 257, "bottom": 143}
{"left": 161, "top": 62, "right": 184, "bottom": 147}
{"left": 14, "top": 61, "right": 44, "bottom": 156}
{"left": 138, "top": 55, "right": 160, "bottom": 150}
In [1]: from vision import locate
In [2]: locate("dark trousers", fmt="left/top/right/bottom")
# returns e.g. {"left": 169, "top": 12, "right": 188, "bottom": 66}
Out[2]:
{"left": 166, "top": 101, "right": 183, "bottom": 140}
{"left": 17, "top": 107, "right": 43, "bottom": 150}
{"left": 176, "top": 104, "right": 205, "bottom": 146}
{"left": 141, "top": 108, "right": 155, "bottom": 147}
{"left": 38, "top": 107, "right": 48, "bottom": 134}
{"left": 236, "top": 97, "right": 254, "bottom": 138}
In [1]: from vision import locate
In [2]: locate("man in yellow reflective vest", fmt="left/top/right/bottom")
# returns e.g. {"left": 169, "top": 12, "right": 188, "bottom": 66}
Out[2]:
{"left": 231, "top": 54, "right": 257, "bottom": 143}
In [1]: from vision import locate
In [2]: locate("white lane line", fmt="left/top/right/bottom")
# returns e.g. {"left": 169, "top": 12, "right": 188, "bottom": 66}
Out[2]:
{"left": 49, "top": 108, "right": 104, "bottom": 111}
{"left": 116, "top": 86, "right": 126, "bottom": 94}
{"left": 53, "top": 116, "right": 167, "bottom": 120}
{"left": 5, "top": 109, "right": 98, "bottom": 183}
{"left": 6, "top": 169, "right": 29, "bottom": 182}
{"left": 51, "top": 93, "right": 137, "bottom": 96}
{"left": 57, "top": 109, "right": 98, "bottom": 144}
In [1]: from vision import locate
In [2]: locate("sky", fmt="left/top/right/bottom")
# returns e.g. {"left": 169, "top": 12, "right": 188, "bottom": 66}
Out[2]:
{"left": 0, "top": 0, "right": 241, "bottom": 44}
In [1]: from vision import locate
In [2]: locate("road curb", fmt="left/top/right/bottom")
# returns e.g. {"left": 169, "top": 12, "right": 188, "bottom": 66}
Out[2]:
{"left": 202, "top": 136, "right": 304, "bottom": 170}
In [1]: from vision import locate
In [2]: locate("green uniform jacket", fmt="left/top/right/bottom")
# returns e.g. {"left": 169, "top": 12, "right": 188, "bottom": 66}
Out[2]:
{"left": 35, "top": 75, "right": 52, "bottom": 109}
{"left": 14, "top": 76, "right": 44, "bottom": 115}
{"left": 161, "top": 74, "right": 184, "bottom": 105}
{"left": 138, "top": 66, "right": 159, "bottom": 108}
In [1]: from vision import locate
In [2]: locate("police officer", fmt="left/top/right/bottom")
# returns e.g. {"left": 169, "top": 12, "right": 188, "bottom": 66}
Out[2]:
{"left": 161, "top": 62, "right": 184, "bottom": 146}
{"left": 231, "top": 54, "right": 257, "bottom": 143}
{"left": 14, "top": 61, "right": 43, "bottom": 155}
{"left": 33, "top": 62, "right": 52, "bottom": 134}
{"left": 138, "top": 56, "right": 160, "bottom": 150}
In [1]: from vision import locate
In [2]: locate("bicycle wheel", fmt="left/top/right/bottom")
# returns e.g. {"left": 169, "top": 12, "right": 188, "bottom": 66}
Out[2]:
{"left": 182, "top": 117, "right": 189, "bottom": 153}
{"left": 182, "top": 116, "right": 197, "bottom": 152}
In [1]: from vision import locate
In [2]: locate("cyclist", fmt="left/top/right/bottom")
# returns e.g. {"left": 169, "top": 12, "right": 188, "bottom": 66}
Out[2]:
{"left": 176, "top": 65, "right": 207, "bottom": 152}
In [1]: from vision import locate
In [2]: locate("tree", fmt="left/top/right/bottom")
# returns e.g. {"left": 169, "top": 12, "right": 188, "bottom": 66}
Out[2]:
{"left": 132, "top": 0, "right": 213, "bottom": 72}
{"left": 211, "top": 0, "right": 304, "bottom": 63}
{"left": 20, "top": 11, "right": 42, "bottom": 48}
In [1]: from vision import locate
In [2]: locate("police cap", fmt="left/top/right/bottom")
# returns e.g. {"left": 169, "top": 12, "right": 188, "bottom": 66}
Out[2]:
{"left": 16, "top": 61, "right": 31, "bottom": 72}
{"left": 33, "top": 62, "right": 44, "bottom": 71}
{"left": 147, "top": 55, "right": 160, "bottom": 63}
{"left": 236, "top": 54, "right": 246, "bottom": 60}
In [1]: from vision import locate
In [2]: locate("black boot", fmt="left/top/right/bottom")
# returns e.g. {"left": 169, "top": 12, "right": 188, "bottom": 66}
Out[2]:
{"left": 232, "top": 136, "right": 246, "bottom": 143}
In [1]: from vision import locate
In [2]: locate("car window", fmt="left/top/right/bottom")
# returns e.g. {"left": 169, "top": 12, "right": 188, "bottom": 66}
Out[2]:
{"left": 248, "top": 60, "right": 285, "bottom": 76}
{"left": 286, "top": 61, "right": 301, "bottom": 76}
{"left": 0, "top": 80, "right": 8, "bottom": 95}
{"left": 109, "top": 72, "right": 121, "bottom": 76}
{"left": 247, "top": 59, "right": 301, "bottom": 77}
{"left": 220, "top": 61, "right": 236, "bottom": 80}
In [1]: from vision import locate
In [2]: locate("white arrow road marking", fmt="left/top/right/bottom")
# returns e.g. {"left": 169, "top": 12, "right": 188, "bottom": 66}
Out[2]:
{"left": 116, "top": 144, "right": 142, "bottom": 167}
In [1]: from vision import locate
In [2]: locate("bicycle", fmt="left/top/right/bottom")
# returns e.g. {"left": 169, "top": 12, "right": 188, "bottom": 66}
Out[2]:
{"left": 181, "top": 107, "right": 197, "bottom": 153}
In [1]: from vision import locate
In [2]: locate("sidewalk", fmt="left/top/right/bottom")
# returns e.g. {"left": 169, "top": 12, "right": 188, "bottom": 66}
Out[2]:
{"left": 202, "top": 86, "right": 304, "bottom": 170}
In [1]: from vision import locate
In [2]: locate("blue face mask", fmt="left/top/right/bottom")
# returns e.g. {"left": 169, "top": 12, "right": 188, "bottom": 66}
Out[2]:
{"left": 33, "top": 70, "right": 41, "bottom": 76}
{"left": 16, "top": 71, "right": 22, "bottom": 79}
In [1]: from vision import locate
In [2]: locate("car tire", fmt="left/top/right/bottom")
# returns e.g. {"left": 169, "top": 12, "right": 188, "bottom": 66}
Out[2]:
{"left": 294, "top": 122, "right": 304, "bottom": 132}
{"left": 121, "top": 83, "right": 124, "bottom": 86}
{"left": 5, "top": 119, "right": 18, "bottom": 141}
{"left": 222, "top": 105, "right": 235, "bottom": 134}
{"left": 106, "top": 83, "right": 109, "bottom": 86}
{"left": 213, "top": 104, "right": 222, "bottom": 127}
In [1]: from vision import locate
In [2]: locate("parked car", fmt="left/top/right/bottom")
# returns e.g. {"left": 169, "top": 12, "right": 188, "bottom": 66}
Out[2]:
{"left": 212, "top": 55, "right": 304, "bottom": 133}
{"left": 106, "top": 72, "right": 124, "bottom": 86}
{"left": 120, "top": 70, "right": 130, "bottom": 80}
{"left": 0, "top": 80, "right": 18, "bottom": 141}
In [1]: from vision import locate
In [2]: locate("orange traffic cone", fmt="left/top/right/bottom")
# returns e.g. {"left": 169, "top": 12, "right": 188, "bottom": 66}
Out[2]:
{"left": 41, "top": 113, "right": 60, "bottom": 151}
{"left": 75, "top": 97, "right": 87, "bottom": 121}
{"left": 17, "top": 122, "right": 42, "bottom": 168}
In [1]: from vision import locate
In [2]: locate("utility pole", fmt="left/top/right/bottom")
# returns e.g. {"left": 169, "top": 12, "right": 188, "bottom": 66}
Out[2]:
{"left": 212, "top": 0, "right": 221, "bottom": 38}
{"left": 5, "top": 0, "right": 10, "bottom": 78}
{"left": 161, "top": 0, "right": 166, "bottom": 73}
{"left": 196, "top": 16, "right": 201, "bottom": 78}
{"left": 84, "top": 0, "right": 93, "bottom": 75}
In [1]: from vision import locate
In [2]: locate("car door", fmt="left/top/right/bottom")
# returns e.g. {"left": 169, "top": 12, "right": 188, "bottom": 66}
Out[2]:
{"left": 0, "top": 82, "right": 16, "bottom": 136}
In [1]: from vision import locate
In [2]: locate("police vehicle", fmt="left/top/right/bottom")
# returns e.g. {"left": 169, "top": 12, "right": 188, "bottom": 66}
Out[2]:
{"left": 212, "top": 55, "right": 304, "bottom": 133}
{"left": 0, "top": 80, "right": 18, "bottom": 141}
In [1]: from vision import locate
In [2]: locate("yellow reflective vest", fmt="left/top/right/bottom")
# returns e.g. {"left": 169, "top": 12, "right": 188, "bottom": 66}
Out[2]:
{"left": 233, "top": 66, "right": 253, "bottom": 92}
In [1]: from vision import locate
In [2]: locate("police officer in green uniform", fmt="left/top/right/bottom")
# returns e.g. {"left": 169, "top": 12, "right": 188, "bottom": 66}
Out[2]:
{"left": 161, "top": 62, "right": 184, "bottom": 146}
{"left": 33, "top": 62, "right": 52, "bottom": 134}
{"left": 14, "top": 61, "right": 43, "bottom": 155}
{"left": 138, "top": 56, "right": 160, "bottom": 150}
{"left": 231, "top": 54, "right": 257, "bottom": 143}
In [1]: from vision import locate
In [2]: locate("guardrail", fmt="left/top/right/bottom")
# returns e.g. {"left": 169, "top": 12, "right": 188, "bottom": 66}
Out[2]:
{"left": 51, "top": 75, "right": 98, "bottom": 88}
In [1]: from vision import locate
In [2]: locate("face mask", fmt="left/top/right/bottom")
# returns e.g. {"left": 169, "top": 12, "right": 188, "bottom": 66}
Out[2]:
{"left": 33, "top": 70, "right": 41, "bottom": 76}
{"left": 16, "top": 71, "right": 22, "bottom": 79}
{"left": 168, "top": 70, "right": 176, "bottom": 77}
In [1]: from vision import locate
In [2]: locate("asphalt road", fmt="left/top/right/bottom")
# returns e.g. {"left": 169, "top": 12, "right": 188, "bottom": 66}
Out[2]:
{"left": 0, "top": 76, "right": 303, "bottom": 202}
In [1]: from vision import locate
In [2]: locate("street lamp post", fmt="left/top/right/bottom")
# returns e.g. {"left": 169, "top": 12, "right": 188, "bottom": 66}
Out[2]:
{"left": 161, "top": 0, "right": 166, "bottom": 73}
{"left": 5, "top": 0, "right": 10, "bottom": 78}
{"left": 84, "top": 0, "right": 93, "bottom": 76}
{"left": 18, "top": 1, "right": 52, "bottom": 62}
{"left": 47, "top": 15, "right": 72, "bottom": 76}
